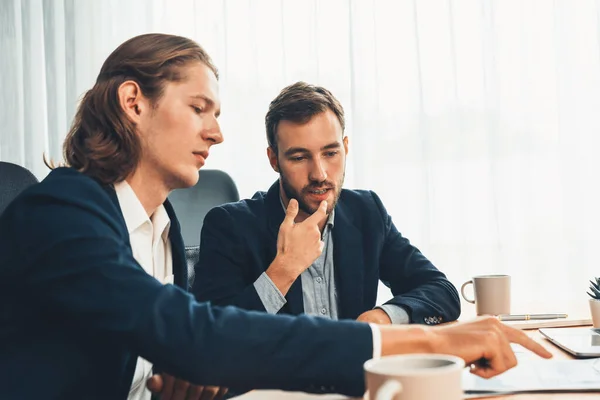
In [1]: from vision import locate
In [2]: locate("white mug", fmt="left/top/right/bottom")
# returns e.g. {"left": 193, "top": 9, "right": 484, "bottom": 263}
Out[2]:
{"left": 364, "top": 354, "right": 464, "bottom": 400}
{"left": 461, "top": 274, "right": 511, "bottom": 316}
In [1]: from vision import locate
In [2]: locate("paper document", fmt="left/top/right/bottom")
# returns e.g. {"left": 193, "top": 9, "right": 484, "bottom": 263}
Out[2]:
{"left": 463, "top": 358, "right": 600, "bottom": 394}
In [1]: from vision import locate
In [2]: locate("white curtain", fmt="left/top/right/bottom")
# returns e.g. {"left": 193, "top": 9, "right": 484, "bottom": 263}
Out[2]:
{"left": 2, "top": 0, "right": 599, "bottom": 318}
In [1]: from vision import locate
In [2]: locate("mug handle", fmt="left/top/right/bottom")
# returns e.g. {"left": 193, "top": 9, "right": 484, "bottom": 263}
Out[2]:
{"left": 461, "top": 280, "right": 475, "bottom": 304}
{"left": 375, "top": 380, "right": 402, "bottom": 400}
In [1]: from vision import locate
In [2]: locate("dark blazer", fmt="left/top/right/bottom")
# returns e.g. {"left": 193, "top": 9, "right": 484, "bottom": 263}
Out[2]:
{"left": 194, "top": 181, "right": 460, "bottom": 324}
{"left": 0, "top": 168, "right": 373, "bottom": 399}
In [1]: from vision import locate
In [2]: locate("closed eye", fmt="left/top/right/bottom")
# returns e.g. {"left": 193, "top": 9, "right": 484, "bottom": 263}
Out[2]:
{"left": 289, "top": 156, "right": 307, "bottom": 162}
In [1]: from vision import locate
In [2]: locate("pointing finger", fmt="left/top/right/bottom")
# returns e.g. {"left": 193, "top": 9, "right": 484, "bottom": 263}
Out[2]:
{"left": 305, "top": 200, "right": 327, "bottom": 224}
{"left": 282, "top": 199, "right": 299, "bottom": 228}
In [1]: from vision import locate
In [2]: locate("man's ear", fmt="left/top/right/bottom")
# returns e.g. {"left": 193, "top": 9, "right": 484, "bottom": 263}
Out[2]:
{"left": 343, "top": 135, "right": 349, "bottom": 155}
{"left": 118, "top": 80, "right": 147, "bottom": 125}
{"left": 267, "top": 146, "right": 280, "bottom": 173}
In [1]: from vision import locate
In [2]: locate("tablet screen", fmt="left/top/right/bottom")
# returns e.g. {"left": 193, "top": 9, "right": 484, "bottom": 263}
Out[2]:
{"left": 540, "top": 328, "right": 600, "bottom": 357}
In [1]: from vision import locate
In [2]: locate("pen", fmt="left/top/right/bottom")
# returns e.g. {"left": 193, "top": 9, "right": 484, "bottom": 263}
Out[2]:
{"left": 498, "top": 313, "right": 568, "bottom": 321}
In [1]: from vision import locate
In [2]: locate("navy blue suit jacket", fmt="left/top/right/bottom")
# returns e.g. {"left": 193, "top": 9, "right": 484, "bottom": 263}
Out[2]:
{"left": 194, "top": 181, "right": 460, "bottom": 324}
{"left": 0, "top": 168, "right": 373, "bottom": 399}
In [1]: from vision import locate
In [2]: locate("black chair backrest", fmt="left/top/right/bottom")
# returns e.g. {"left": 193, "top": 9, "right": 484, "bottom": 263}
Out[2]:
{"left": 0, "top": 161, "right": 39, "bottom": 216}
{"left": 168, "top": 169, "right": 239, "bottom": 287}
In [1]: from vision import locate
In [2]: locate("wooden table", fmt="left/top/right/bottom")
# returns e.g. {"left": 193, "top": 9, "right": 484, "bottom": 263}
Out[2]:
{"left": 232, "top": 328, "right": 599, "bottom": 399}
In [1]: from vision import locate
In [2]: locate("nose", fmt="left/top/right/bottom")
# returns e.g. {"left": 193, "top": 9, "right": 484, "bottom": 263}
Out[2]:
{"left": 202, "top": 116, "right": 224, "bottom": 145}
{"left": 309, "top": 159, "right": 327, "bottom": 182}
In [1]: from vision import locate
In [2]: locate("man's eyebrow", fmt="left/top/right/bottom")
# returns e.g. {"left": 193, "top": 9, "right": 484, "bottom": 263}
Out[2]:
{"left": 321, "top": 142, "right": 341, "bottom": 151}
{"left": 283, "top": 142, "right": 341, "bottom": 157}
{"left": 283, "top": 147, "right": 309, "bottom": 157}
{"left": 190, "top": 94, "right": 213, "bottom": 104}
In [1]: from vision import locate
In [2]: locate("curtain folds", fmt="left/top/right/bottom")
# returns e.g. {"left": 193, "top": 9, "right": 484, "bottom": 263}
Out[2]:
{"left": 2, "top": 0, "right": 599, "bottom": 316}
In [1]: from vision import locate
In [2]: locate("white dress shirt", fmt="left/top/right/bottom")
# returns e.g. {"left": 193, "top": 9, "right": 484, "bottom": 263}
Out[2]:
{"left": 114, "top": 181, "right": 173, "bottom": 400}
{"left": 116, "top": 181, "right": 380, "bottom": 399}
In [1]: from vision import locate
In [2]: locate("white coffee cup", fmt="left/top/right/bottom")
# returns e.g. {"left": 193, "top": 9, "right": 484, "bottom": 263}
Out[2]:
{"left": 461, "top": 274, "right": 511, "bottom": 316}
{"left": 364, "top": 354, "right": 464, "bottom": 400}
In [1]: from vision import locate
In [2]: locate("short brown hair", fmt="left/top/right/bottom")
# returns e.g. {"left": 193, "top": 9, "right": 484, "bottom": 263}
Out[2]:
{"left": 62, "top": 33, "right": 218, "bottom": 185}
{"left": 265, "top": 82, "right": 345, "bottom": 152}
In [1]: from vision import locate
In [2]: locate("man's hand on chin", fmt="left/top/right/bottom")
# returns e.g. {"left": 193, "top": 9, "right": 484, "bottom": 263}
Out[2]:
{"left": 147, "top": 373, "right": 228, "bottom": 400}
{"left": 356, "top": 309, "right": 392, "bottom": 325}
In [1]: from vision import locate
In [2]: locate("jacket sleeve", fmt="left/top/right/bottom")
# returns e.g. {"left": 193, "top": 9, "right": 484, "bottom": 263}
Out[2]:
{"left": 0, "top": 186, "right": 373, "bottom": 397}
{"left": 192, "top": 206, "right": 270, "bottom": 312}
{"left": 372, "top": 191, "right": 461, "bottom": 324}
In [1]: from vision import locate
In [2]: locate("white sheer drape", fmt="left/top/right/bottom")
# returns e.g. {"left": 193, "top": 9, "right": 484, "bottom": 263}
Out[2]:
{"left": 1, "top": 0, "right": 599, "bottom": 317}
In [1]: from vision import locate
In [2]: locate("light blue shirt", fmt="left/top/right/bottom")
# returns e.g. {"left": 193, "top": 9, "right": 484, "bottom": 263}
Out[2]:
{"left": 253, "top": 197, "right": 409, "bottom": 323}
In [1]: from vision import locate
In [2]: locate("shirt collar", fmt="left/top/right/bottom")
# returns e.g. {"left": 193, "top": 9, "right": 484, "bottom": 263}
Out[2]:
{"left": 114, "top": 180, "right": 171, "bottom": 240}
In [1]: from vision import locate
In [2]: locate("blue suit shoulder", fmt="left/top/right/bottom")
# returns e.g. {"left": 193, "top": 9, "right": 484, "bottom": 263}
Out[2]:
{"left": 29, "top": 166, "right": 102, "bottom": 192}
{"left": 4, "top": 167, "right": 124, "bottom": 233}
{"left": 338, "top": 188, "right": 385, "bottom": 210}
{"left": 203, "top": 189, "right": 271, "bottom": 227}
{"left": 0, "top": 168, "right": 127, "bottom": 273}
{"left": 223, "top": 189, "right": 269, "bottom": 214}
{"left": 337, "top": 188, "right": 391, "bottom": 227}
{"left": 13, "top": 167, "right": 115, "bottom": 209}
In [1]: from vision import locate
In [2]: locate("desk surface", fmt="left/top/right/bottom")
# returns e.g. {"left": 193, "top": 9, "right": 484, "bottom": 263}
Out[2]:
{"left": 232, "top": 328, "right": 599, "bottom": 399}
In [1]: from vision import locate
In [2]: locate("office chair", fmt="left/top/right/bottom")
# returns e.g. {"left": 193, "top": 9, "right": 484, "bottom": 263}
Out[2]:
{"left": 0, "top": 161, "right": 39, "bottom": 217}
{"left": 168, "top": 169, "right": 239, "bottom": 288}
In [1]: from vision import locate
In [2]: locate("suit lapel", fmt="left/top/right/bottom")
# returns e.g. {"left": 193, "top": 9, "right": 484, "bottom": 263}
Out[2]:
{"left": 333, "top": 199, "right": 365, "bottom": 320}
{"left": 163, "top": 199, "right": 188, "bottom": 290}
{"left": 102, "top": 186, "right": 144, "bottom": 395}
{"left": 105, "top": 185, "right": 188, "bottom": 291}
{"left": 265, "top": 180, "right": 304, "bottom": 315}
{"left": 284, "top": 279, "right": 304, "bottom": 315}
{"left": 266, "top": 181, "right": 284, "bottom": 242}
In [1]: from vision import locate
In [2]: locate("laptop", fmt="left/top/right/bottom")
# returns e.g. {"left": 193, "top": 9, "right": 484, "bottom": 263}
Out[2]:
{"left": 539, "top": 327, "right": 600, "bottom": 358}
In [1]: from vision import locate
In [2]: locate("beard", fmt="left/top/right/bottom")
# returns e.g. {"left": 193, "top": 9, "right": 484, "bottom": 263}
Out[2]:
{"left": 280, "top": 170, "right": 345, "bottom": 216}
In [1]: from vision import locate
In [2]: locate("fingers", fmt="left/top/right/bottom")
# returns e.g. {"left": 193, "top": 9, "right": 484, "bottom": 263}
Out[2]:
{"left": 477, "top": 335, "right": 508, "bottom": 378}
{"left": 465, "top": 319, "right": 551, "bottom": 378}
{"left": 469, "top": 352, "right": 513, "bottom": 379}
{"left": 171, "top": 378, "right": 191, "bottom": 400}
{"left": 305, "top": 200, "right": 328, "bottom": 224}
{"left": 470, "top": 362, "right": 502, "bottom": 379}
{"left": 471, "top": 317, "right": 552, "bottom": 360}
{"left": 146, "top": 374, "right": 163, "bottom": 393}
{"left": 160, "top": 374, "right": 176, "bottom": 400}
{"left": 471, "top": 330, "right": 514, "bottom": 378}
{"left": 501, "top": 325, "right": 553, "bottom": 359}
{"left": 199, "top": 386, "right": 222, "bottom": 400}
{"left": 282, "top": 199, "right": 299, "bottom": 228}
{"left": 495, "top": 325, "right": 518, "bottom": 372}
{"left": 186, "top": 384, "right": 205, "bottom": 400}
{"left": 216, "top": 387, "right": 228, "bottom": 399}
{"left": 281, "top": 199, "right": 327, "bottom": 230}
{"left": 147, "top": 373, "right": 224, "bottom": 400}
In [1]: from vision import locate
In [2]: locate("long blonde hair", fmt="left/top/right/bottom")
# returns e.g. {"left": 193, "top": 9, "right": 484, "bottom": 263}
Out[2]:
{"left": 60, "top": 33, "right": 218, "bottom": 185}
